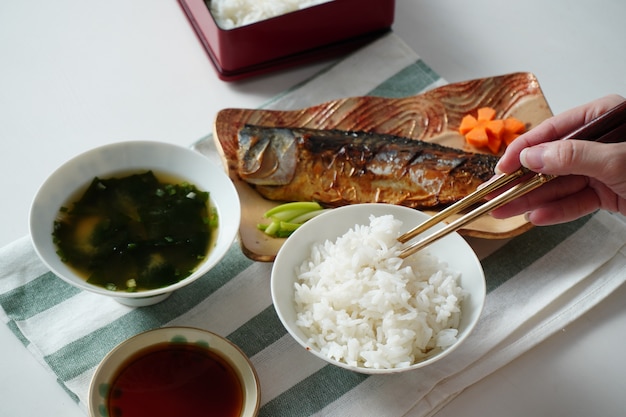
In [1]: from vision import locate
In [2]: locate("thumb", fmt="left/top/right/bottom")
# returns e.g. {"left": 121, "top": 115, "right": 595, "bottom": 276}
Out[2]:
{"left": 520, "top": 140, "right": 625, "bottom": 182}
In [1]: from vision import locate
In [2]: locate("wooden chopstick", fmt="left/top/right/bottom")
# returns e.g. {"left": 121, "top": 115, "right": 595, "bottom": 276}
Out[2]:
{"left": 398, "top": 100, "right": 626, "bottom": 258}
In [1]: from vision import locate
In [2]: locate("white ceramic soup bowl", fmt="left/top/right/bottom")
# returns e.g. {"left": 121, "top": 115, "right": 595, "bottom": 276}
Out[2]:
{"left": 29, "top": 141, "right": 240, "bottom": 307}
{"left": 271, "top": 203, "right": 486, "bottom": 374}
{"left": 88, "top": 326, "right": 260, "bottom": 417}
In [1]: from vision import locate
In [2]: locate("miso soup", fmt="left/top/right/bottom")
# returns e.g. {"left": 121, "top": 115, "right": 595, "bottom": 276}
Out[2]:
{"left": 52, "top": 171, "right": 218, "bottom": 292}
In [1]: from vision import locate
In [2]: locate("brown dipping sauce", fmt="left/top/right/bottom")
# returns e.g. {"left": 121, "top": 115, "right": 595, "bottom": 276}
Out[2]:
{"left": 107, "top": 342, "right": 243, "bottom": 417}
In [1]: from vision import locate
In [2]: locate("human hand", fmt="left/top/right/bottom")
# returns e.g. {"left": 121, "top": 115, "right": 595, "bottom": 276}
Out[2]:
{"left": 490, "top": 94, "right": 626, "bottom": 225}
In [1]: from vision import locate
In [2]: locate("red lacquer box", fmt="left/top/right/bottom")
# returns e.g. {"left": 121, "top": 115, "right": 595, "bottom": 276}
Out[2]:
{"left": 178, "top": 0, "right": 395, "bottom": 81}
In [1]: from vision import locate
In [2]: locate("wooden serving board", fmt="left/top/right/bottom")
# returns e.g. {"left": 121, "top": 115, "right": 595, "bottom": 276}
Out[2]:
{"left": 214, "top": 72, "right": 553, "bottom": 261}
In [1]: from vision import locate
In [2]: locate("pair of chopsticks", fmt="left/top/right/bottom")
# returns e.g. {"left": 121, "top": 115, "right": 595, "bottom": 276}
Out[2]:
{"left": 398, "top": 100, "right": 626, "bottom": 258}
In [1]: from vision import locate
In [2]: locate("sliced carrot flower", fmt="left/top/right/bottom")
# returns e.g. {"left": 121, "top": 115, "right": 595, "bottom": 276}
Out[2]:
{"left": 459, "top": 106, "right": 526, "bottom": 154}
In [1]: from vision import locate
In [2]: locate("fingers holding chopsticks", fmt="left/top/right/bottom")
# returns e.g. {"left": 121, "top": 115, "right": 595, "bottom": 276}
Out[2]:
{"left": 490, "top": 174, "right": 612, "bottom": 225}
{"left": 489, "top": 95, "right": 626, "bottom": 226}
{"left": 398, "top": 96, "right": 626, "bottom": 256}
{"left": 495, "top": 94, "right": 626, "bottom": 175}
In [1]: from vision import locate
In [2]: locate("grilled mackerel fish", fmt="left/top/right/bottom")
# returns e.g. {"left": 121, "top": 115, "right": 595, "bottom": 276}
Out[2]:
{"left": 237, "top": 124, "right": 499, "bottom": 209}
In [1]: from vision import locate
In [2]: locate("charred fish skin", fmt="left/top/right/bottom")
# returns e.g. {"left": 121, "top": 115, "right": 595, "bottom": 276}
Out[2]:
{"left": 237, "top": 125, "right": 499, "bottom": 209}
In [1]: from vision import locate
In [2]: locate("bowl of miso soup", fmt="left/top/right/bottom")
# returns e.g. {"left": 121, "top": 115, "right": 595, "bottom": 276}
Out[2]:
{"left": 29, "top": 141, "right": 240, "bottom": 306}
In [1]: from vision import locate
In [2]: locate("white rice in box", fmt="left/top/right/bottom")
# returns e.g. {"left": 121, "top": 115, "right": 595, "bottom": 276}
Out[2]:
{"left": 294, "top": 214, "right": 467, "bottom": 369}
{"left": 210, "top": 0, "right": 334, "bottom": 29}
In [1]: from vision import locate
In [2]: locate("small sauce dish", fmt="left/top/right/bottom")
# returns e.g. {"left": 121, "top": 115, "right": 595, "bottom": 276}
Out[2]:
{"left": 89, "top": 327, "right": 260, "bottom": 417}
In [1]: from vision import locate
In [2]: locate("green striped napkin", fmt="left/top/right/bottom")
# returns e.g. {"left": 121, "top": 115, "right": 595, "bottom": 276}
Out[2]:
{"left": 2, "top": 33, "right": 625, "bottom": 417}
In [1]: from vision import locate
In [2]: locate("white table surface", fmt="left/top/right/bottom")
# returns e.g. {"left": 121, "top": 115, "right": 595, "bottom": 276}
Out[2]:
{"left": 1, "top": 1, "right": 625, "bottom": 416}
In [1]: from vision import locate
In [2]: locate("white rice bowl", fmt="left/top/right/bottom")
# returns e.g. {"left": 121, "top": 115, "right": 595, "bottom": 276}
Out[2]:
{"left": 271, "top": 204, "right": 485, "bottom": 374}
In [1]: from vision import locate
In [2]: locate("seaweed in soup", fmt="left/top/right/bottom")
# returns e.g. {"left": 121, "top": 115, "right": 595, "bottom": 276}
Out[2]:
{"left": 53, "top": 171, "right": 216, "bottom": 292}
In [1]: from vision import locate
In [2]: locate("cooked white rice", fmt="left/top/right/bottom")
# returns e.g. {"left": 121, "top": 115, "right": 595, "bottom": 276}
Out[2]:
{"left": 294, "top": 214, "right": 466, "bottom": 369}
{"left": 209, "top": 0, "right": 334, "bottom": 29}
